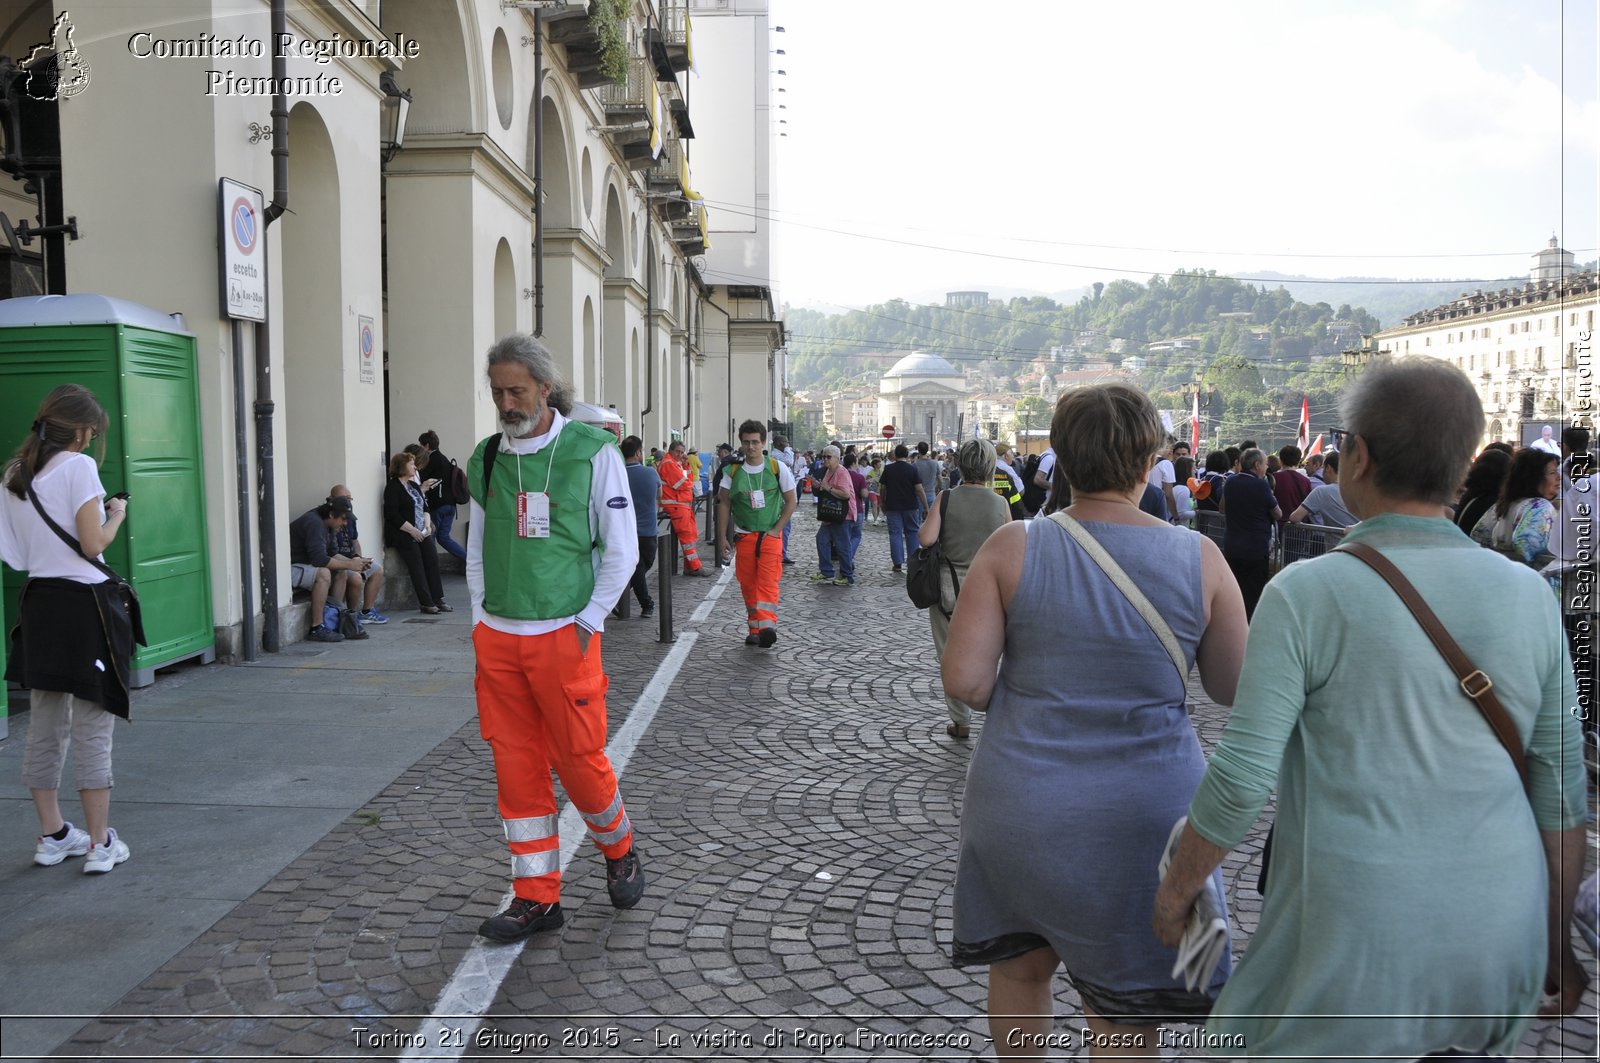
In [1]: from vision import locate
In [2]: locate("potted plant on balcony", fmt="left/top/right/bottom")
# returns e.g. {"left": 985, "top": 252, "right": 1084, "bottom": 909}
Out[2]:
{"left": 592, "top": 0, "right": 631, "bottom": 85}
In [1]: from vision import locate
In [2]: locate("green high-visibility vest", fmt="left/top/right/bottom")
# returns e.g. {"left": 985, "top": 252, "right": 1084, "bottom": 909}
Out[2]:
{"left": 729, "top": 459, "right": 783, "bottom": 532}
{"left": 468, "top": 421, "right": 614, "bottom": 619}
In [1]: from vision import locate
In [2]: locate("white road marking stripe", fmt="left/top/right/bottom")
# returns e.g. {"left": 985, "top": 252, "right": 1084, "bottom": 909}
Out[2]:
{"left": 404, "top": 572, "right": 731, "bottom": 1060}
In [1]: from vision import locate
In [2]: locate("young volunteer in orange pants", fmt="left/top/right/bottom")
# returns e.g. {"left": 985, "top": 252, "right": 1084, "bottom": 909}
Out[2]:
{"left": 716, "top": 419, "right": 798, "bottom": 647}
{"left": 656, "top": 440, "right": 704, "bottom": 575}
{"left": 466, "top": 334, "right": 646, "bottom": 942}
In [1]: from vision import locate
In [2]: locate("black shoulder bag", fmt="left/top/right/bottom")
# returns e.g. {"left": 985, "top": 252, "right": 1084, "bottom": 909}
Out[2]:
{"left": 905, "top": 490, "right": 958, "bottom": 614}
{"left": 28, "top": 489, "right": 147, "bottom": 647}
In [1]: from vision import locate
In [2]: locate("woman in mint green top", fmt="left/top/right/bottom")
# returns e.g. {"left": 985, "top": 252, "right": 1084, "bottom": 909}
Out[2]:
{"left": 1154, "top": 358, "right": 1589, "bottom": 1060}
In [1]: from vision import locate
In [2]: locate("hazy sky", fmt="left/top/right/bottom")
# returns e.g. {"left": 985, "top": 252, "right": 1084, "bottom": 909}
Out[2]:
{"left": 754, "top": 0, "right": 1599, "bottom": 311}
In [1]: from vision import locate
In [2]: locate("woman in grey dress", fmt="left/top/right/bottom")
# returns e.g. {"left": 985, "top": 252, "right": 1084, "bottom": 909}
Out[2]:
{"left": 945, "top": 384, "right": 1247, "bottom": 1058}
{"left": 917, "top": 438, "right": 1010, "bottom": 740}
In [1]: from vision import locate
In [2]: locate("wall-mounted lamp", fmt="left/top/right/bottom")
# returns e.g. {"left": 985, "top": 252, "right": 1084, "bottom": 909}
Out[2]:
{"left": 379, "top": 71, "right": 413, "bottom": 164}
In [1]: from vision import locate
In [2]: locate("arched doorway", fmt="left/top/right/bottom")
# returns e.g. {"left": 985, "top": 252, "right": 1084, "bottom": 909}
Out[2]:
{"left": 602, "top": 183, "right": 629, "bottom": 419}
{"left": 281, "top": 103, "right": 342, "bottom": 513}
{"left": 494, "top": 239, "right": 516, "bottom": 340}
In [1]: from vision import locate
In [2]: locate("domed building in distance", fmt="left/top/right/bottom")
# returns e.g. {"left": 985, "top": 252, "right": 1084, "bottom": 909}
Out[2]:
{"left": 878, "top": 351, "right": 966, "bottom": 444}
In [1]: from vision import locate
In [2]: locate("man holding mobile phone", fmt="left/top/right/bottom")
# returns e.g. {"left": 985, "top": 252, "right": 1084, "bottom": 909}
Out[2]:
{"left": 325, "top": 484, "right": 388, "bottom": 625}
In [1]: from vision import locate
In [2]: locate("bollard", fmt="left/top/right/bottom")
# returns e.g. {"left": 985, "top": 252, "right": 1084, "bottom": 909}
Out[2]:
{"left": 655, "top": 522, "right": 675, "bottom": 643}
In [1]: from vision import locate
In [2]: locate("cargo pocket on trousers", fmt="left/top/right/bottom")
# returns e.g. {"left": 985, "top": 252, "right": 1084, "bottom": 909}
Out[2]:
{"left": 560, "top": 670, "right": 610, "bottom": 754}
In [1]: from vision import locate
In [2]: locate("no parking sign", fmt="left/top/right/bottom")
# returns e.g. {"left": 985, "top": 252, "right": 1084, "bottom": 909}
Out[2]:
{"left": 358, "top": 316, "right": 376, "bottom": 385}
{"left": 219, "top": 178, "right": 266, "bottom": 321}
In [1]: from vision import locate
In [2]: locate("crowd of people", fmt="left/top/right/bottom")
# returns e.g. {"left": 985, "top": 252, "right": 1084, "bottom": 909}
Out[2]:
{"left": 3, "top": 347, "right": 1592, "bottom": 1060}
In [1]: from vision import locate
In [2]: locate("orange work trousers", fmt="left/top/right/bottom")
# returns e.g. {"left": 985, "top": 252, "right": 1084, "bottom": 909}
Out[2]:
{"left": 473, "top": 622, "right": 633, "bottom": 903}
{"left": 734, "top": 530, "right": 783, "bottom": 636}
{"left": 663, "top": 502, "right": 703, "bottom": 572}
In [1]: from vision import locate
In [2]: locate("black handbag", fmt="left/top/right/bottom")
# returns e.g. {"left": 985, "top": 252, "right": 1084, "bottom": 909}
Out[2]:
{"left": 28, "top": 489, "right": 147, "bottom": 646}
{"left": 816, "top": 487, "right": 847, "bottom": 524}
{"left": 906, "top": 491, "right": 956, "bottom": 614}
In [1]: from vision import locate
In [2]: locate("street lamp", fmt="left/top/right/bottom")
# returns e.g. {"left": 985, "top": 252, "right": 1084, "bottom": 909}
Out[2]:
{"left": 379, "top": 71, "right": 412, "bottom": 165}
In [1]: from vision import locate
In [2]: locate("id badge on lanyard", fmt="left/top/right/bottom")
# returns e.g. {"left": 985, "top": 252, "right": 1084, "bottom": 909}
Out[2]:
{"left": 517, "top": 492, "right": 551, "bottom": 538}
{"left": 749, "top": 488, "right": 766, "bottom": 510}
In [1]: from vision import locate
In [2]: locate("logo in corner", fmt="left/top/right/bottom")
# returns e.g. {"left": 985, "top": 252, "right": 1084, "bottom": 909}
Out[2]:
{"left": 20, "top": 12, "right": 92, "bottom": 101}
{"left": 606, "top": 496, "right": 629, "bottom": 510}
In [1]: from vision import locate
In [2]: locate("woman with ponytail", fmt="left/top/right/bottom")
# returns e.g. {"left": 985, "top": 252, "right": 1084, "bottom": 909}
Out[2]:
{"left": 0, "top": 384, "right": 134, "bottom": 874}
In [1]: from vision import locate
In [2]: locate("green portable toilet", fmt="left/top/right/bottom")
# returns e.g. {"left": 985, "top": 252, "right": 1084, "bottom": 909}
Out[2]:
{"left": 0, "top": 294, "right": 216, "bottom": 687}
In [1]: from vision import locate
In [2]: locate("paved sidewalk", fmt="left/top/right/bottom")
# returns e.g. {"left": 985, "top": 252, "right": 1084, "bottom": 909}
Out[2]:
{"left": 2, "top": 509, "right": 1596, "bottom": 1060}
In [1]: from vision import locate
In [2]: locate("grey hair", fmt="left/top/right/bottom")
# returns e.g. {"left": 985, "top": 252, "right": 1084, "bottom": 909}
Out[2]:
{"left": 1340, "top": 357, "right": 1483, "bottom": 504}
{"left": 821, "top": 444, "right": 840, "bottom": 458}
{"left": 956, "top": 437, "right": 997, "bottom": 485}
{"left": 1239, "top": 447, "right": 1267, "bottom": 473}
{"left": 486, "top": 333, "right": 574, "bottom": 415}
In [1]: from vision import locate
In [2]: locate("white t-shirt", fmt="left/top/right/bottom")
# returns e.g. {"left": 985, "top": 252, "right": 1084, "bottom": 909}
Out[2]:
{"left": 1170, "top": 483, "right": 1193, "bottom": 523}
{"left": 1036, "top": 448, "right": 1056, "bottom": 483}
{"left": 1147, "top": 457, "right": 1176, "bottom": 491}
{"left": 720, "top": 458, "right": 797, "bottom": 534}
{"left": 0, "top": 451, "right": 109, "bottom": 582}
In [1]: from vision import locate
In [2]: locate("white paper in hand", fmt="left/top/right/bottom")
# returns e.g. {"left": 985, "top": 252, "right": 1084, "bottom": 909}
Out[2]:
{"left": 1158, "top": 817, "right": 1230, "bottom": 993}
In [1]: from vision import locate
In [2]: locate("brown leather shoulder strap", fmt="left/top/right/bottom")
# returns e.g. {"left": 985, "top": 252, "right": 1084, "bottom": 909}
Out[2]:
{"left": 1333, "top": 541, "right": 1527, "bottom": 787}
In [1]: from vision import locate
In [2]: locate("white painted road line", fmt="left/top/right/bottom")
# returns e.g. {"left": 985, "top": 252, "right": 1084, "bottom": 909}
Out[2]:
{"left": 404, "top": 566, "right": 733, "bottom": 1060}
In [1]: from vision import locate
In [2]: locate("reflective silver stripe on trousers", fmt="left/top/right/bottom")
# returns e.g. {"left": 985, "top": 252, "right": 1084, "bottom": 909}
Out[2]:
{"left": 510, "top": 848, "right": 560, "bottom": 879}
{"left": 581, "top": 791, "right": 625, "bottom": 831}
{"left": 588, "top": 813, "right": 632, "bottom": 847}
{"left": 753, "top": 618, "right": 776, "bottom": 630}
{"left": 503, "top": 814, "right": 558, "bottom": 844}
{"left": 756, "top": 601, "right": 778, "bottom": 612}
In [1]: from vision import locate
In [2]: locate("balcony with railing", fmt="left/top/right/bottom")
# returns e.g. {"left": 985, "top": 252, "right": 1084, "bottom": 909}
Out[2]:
{"left": 647, "top": 0, "right": 693, "bottom": 80}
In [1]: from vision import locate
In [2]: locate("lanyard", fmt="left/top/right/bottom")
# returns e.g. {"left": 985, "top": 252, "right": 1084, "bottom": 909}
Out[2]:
{"left": 514, "top": 424, "right": 561, "bottom": 496}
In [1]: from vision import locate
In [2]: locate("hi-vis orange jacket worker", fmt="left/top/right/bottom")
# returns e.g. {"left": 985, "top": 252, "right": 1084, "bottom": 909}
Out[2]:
{"left": 465, "top": 335, "right": 647, "bottom": 944}
{"left": 716, "top": 420, "right": 798, "bottom": 648}
{"left": 657, "top": 442, "right": 703, "bottom": 574}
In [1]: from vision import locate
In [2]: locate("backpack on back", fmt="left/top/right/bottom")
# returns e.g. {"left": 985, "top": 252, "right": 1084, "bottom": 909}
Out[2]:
{"left": 448, "top": 458, "right": 470, "bottom": 506}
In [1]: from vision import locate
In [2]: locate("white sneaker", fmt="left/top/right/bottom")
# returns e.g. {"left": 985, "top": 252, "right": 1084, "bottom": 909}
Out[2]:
{"left": 83, "top": 828, "right": 130, "bottom": 874}
{"left": 33, "top": 821, "right": 91, "bottom": 866}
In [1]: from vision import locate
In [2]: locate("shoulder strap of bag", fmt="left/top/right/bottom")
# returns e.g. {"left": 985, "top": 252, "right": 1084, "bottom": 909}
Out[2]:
{"left": 28, "top": 488, "right": 126, "bottom": 585}
{"left": 1333, "top": 541, "right": 1528, "bottom": 787}
{"left": 479, "top": 433, "right": 502, "bottom": 501}
{"left": 1047, "top": 511, "right": 1186, "bottom": 681}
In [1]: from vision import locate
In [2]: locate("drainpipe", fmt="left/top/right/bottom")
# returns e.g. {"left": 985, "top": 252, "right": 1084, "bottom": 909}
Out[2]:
{"left": 532, "top": 11, "right": 545, "bottom": 336}
{"left": 255, "top": 0, "right": 289, "bottom": 652}
{"left": 641, "top": 224, "right": 654, "bottom": 434}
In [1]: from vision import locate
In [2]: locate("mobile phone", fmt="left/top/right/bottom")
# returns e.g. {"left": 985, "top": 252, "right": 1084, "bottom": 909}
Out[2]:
{"left": 109, "top": 491, "right": 130, "bottom": 501}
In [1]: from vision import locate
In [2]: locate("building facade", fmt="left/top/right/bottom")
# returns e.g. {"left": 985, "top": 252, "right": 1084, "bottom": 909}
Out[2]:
{"left": 878, "top": 351, "right": 965, "bottom": 445}
{"left": 1375, "top": 241, "right": 1596, "bottom": 448}
{"left": 0, "top": 0, "right": 783, "bottom": 655}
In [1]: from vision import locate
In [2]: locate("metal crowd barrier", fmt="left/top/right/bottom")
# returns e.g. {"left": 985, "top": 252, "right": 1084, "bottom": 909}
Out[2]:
{"left": 1188, "top": 509, "right": 1347, "bottom": 571}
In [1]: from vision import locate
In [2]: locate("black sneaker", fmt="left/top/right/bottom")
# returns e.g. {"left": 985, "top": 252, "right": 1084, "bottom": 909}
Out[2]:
{"left": 308, "top": 624, "right": 344, "bottom": 643}
{"left": 639, "top": 602, "right": 655, "bottom": 618}
{"left": 781, "top": 557, "right": 796, "bottom": 565}
{"left": 744, "top": 633, "right": 760, "bottom": 646}
{"left": 892, "top": 564, "right": 903, "bottom": 574}
{"left": 606, "top": 849, "right": 647, "bottom": 909}
{"left": 478, "top": 897, "right": 564, "bottom": 942}
{"left": 757, "top": 628, "right": 778, "bottom": 648}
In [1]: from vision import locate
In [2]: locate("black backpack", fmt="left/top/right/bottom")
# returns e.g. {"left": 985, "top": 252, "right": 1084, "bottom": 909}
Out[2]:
{"left": 1020, "top": 452, "right": 1047, "bottom": 512}
{"left": 448, "top": 459, "right": 470, "bottom": 505}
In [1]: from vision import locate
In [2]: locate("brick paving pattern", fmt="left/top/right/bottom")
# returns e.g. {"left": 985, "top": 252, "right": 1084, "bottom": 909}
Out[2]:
{"left": 52, "top": 507, "right": 1600, "bottom": 1060}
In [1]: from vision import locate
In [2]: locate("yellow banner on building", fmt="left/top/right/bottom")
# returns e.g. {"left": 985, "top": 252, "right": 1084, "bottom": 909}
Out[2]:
{"left": 649, "top": 80, "right": 662, "bottom": 159}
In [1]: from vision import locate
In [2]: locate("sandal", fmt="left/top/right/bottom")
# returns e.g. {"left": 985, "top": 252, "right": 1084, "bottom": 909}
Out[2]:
{"left": 435, "top": 602, "right": 453, "bottom": 612}
{"left": 421, "top": 606, "right": 441, "bottom": 615}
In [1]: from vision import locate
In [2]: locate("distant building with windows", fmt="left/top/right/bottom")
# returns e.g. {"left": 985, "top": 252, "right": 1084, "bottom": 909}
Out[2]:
{"left": 879, "top": 351, "right": 966, "bottom": 442}
{"left": 946, "top": 290, "right": 990, "bottom": 309}
{"left": 1374, "top": 239, "right": 1597, "bottom": 447}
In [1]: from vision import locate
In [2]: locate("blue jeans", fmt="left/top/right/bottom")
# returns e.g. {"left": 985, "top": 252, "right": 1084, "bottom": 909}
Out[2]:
{"left": 847, "top": 510, "right": 864, "bottom": 563}
{"left": 884, "top": 507, "right": 922, "bottom": 566}
{"left": 433, "top": 503, "right": 467, "bottom": 562}
{"left": 816, "top": 521, "right": 854, "bottom": 580}
{"left": 782, "top": 518, "right": 793, "bottom": 560}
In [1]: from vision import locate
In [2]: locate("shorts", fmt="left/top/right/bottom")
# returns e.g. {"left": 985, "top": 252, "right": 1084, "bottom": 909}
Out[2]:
{"left": 290, "top": 563, "right": 322, "bottom": 590}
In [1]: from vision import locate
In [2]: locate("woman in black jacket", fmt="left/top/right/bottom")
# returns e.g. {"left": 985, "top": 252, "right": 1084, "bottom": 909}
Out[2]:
{"left": 1453, "top": 446, "right": 1512, "bottom": 536}
{"left": 383, "top": 451, "right": 448, "bottom": 613}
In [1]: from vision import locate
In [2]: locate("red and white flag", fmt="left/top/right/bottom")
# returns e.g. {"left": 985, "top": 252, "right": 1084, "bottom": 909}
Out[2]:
{"left": 1296, "top": 397, "right": 1310, "bottom": 452}
{"left": 1191, "top": 389, "right": 1201, "bottom": 455}
{"left": 1308, "top": 433, "right": 1324, "bottom": 457}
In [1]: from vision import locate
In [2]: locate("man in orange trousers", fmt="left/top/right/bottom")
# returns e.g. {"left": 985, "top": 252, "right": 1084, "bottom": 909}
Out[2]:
{"left": 657, "top": 440, "right": 704, "bottom": 575}
{"left": 716, "top": 420, "right": 797, "bottom": 647}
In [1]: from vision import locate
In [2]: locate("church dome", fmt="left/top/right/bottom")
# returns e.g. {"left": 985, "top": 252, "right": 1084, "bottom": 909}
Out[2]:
{"left": 883, "top": 351, "right": 960, "bottom": 379}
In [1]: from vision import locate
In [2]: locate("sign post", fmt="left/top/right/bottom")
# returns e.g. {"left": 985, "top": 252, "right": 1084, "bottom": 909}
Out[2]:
{"left": 880, "top": 423, "right": 896, "bottom": 440}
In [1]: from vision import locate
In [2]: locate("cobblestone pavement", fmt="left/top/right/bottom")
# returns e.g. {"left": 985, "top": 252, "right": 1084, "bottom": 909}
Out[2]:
{"left": 42, "top": 507, "right": 1600, "bottom": 1060}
